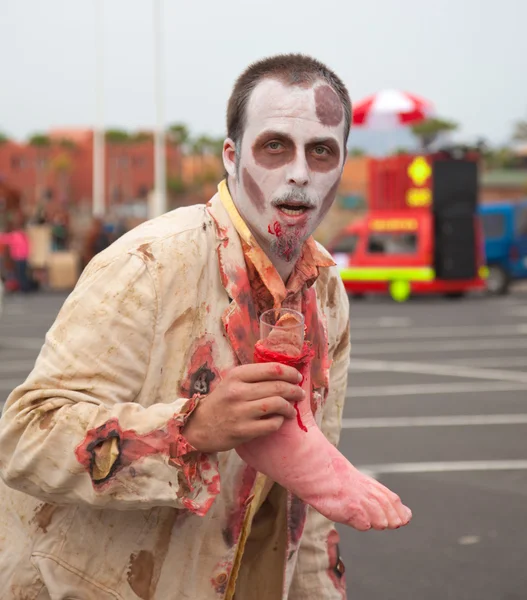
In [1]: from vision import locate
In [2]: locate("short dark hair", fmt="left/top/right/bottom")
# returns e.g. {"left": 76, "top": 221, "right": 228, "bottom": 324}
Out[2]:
{"left": 226, "top": 53, "right": 352, "bottom": 148}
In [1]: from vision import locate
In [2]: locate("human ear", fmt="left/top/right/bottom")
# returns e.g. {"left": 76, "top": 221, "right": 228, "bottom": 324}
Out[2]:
{"left": 222, "top": 138, "right": 237, "bottom": 179}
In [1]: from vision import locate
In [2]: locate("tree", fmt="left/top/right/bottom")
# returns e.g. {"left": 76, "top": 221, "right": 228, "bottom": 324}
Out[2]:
{"left": 512, "top": 120, "right": 527, "bottom": 142}
{"left": 130, "top": 131, "right": 153, "bottom": 143}
{"left": 167, "top": 176, "right": 187, "bottom": 195}
{"left": 348, "top": 147, "right": 365, "bottom": 157}
{"left": 59, "top": 138, "right": 77, "bottom": 151}
{"left": 28, "top": 133, "right": 51, "bottom": 147}
{"left": 209, "top": 136, "right": 225, "bottom": 159}
{"left": 191, "top": 134, "right": 213, "bottom": 157}
{"left": 190, "top": 135, "right": 214, "bottom": 183}
{"left": 0, "top": 132, "right": 10, "bottom": 145}
{"left": 167, "top": 123, "right": 190, "bottom": 181}
{"left": 105, "top": 130, "right": 130, "bottom": 206}
{"left": 28, "top": 133, "right": 52, "bottom": 203}
{"left": 483, "top": 146, "right": 520, "bottom": 170}
{"left": 167, "top": 123, "right": 190, "bottom": 150}
{"left": 391, "top": 147, "right": 411, "bottom": 156}
{"left": 105, "top": 129, "right": 130, "bottom": 144}
{"left": 51, "top": 153, "right": 73, "bottom": 205}
{"left": 411, "top": 118, "right": 458, "bottom": 150}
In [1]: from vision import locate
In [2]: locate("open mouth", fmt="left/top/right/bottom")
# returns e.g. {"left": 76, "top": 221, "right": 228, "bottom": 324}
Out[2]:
{"left": 276, "top": 203, "right": 311, "bottom": 216}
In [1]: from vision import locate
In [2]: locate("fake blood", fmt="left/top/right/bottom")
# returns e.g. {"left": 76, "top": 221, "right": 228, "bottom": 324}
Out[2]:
{"left": 253, "top": 341, "right": 314, "bottom": 433}
{"left": 74, "top": 405, "right": 220, "bottom": 517}
{"left": 294, "top": 404, "right": 308, "bottom": 432}
{"left": 267, "top": 221, "right": 282, "bottom": 237}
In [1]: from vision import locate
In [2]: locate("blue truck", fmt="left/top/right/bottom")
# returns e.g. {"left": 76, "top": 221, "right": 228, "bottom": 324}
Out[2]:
{"left": 480, "top": 200, "right": 527, "bottom": 294}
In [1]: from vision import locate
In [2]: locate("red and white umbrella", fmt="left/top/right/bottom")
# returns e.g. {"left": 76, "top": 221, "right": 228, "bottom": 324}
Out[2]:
{"left": 352, "top": 89, "right": 435, "bottom": 128}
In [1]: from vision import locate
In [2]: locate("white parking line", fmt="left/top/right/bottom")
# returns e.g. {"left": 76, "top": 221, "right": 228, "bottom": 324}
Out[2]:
{"left": 351, "top": 323, "right": 527, "bottom": 341}
{"left": 0, "top": 361, "right": 36, "bottom": 374}
{"left": 347, "top": 381, "right": 527, "bottom": 398}
{"left": 351, "top": 317, "right": 413, "bottom": 330}
{"left": 348, "top": 359, "right": 527, "bottom": 384}
{"left": 342, "top": 414, "right": 527, "bottom": 429}
{"left": 359, "top": 460, "right": 527, "bottom": 478}
{"left": 0, "top": 338, "right": 44, "bottom": 351}
{"left": 504, "top": 307, "right": 527, "bottom": 318}
{"left": 352, "top": 338, "right": 527, "bottom": 355}
{"left": 0, "top": 378, "right": 25, "bottom": 390}
{"left": 441, "top": 356, "right": 527, "bottom": 368}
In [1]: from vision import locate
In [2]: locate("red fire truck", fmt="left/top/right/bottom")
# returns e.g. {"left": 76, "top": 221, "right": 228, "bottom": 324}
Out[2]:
{"left": 330, "top": 149, "right": 487, "bottom": 301}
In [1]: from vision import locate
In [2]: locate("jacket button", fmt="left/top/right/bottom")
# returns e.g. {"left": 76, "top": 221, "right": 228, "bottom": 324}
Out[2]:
{"left": 216, "top": 572, "right": 228, "bottom": 585}
{"left": 335, "top": 557, "right": 345, "bottom": 578}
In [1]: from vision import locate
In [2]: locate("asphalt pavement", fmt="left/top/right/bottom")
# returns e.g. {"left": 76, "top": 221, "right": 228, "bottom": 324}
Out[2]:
{"left": 1, "top": 286, "right": 527, "bottom": 599}
{"left": 340, "top": 286, "right": 527, "bottom": 600}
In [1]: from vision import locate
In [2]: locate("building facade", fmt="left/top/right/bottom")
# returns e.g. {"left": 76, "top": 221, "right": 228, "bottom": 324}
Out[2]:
{"left": 0, "top": 129, "right": 182, "bottom": 217}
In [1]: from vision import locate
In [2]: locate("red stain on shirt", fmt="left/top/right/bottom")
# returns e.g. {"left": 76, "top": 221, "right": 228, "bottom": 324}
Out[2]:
{"left": 74, "top": 400, "right": 219, "bottom": 516}
{"left": 222, "top": 465, "right": 257, "bottom": 548}
{"left": 179, "top": 338, "right": 220, "bottom": 398}
{"left": 327, "top": 529, "right": 347, "bottom": 596}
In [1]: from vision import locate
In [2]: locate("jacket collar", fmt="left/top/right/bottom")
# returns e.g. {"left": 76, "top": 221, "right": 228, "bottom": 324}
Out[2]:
{"left": 206, "top": 180, "right": 333, "bottom": 388}
{"left": 206, "top": 186, "right": 259, "bottom": 366}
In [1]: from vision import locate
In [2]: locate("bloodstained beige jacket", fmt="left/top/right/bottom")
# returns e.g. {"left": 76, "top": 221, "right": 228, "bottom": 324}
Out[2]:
{"left": 0, "top": 184, "right": 351, "bottom": 600}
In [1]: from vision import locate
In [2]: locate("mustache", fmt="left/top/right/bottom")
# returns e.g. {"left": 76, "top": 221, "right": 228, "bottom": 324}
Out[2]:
{"left": 271, "top": 190, "right": 317, "bottom": 209}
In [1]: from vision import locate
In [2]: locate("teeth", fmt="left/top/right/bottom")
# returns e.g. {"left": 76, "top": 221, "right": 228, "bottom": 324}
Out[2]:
{"left": 281, "top": 206, "right": 306, "bottom": 216}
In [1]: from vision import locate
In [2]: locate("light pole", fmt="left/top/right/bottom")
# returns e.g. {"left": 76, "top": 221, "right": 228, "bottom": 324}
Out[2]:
{"left": 152, "top": 0, "right": 167, "bottom": 218}
{"left": 93, "top": 0, "right": 105, "bottom": 217}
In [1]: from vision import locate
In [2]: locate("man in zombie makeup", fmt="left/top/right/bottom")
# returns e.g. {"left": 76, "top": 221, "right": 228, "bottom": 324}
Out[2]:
{"left": 0, "top": 54, "right": 411, "bottom": 600}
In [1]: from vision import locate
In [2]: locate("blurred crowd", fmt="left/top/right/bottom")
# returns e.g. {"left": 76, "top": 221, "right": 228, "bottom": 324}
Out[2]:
{"left": 0, "top": 207, "right": 128, "bottom": 294}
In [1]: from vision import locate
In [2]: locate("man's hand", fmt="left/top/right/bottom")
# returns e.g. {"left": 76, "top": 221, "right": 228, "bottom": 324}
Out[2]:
{"left": 346, "top": 466, "right": 412, "bottom": 531}
{"left": 182, "top": 363, "right": 303, "bottom": 453}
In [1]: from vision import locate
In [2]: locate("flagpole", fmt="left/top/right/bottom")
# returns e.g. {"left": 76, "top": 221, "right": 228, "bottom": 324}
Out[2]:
{"left": 93, "top": 0, "right": 105, "bottom": 217}
{"left": 152, "top": 0, "right": 167, "bottom": 218}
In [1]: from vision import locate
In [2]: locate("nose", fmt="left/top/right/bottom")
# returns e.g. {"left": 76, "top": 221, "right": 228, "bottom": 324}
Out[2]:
{"left": 286, "top": 154, "right": 310, "bottom": 187}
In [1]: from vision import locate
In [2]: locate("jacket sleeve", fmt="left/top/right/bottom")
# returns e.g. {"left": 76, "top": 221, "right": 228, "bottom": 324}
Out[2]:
{"left": 0, "top": 251, "right": 220, "bottom": 515}
{"left": 289, "top": 276, "right": 350, "bottom": 599}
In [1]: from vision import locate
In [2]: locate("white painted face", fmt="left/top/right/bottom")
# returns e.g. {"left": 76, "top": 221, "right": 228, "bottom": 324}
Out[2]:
{"left": 223, "top": 78, "right": 347, "bottom": 263}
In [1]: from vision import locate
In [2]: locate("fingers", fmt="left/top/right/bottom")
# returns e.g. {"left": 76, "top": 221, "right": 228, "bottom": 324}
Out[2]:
{"left": 243, "top": 380, "right": 305, "bottom": 403}
{"left": 234, "top": 363, "right": 302, "bottom": 385}
{"left": 248, "top": 415, "right": 286, "bottom": 438}
{"left": 250, "top": 397, "right": 297, "bottom": 420}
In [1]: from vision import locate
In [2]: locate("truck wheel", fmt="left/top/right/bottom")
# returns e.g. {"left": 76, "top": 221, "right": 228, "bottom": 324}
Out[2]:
{"left": 389, "top": 280, "right": 411, "bottom": 302}
{"left": 486, "top": 265, "right": 510, "bottom": 295}
{"left": 444, "top": 291, "right": 465, "bottom": 299}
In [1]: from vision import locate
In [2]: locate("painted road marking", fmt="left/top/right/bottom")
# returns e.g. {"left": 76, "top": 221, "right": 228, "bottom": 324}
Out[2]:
{"left": 350, "top": 317, "right": 413, "bottom": 329}
{"left": 0, "top": 378, "right": 25, "bottom": 390}
{"left": 0, "top": 338, "right": 44, "bottom": 351}
{"left": 358, "top": 460, "right": 527, "bottom": 478}
{"left": 348, "top": 359, "right": 527, "bottom": 383}
{"left": 505, "top": 307, "right": 527, "bottom": 318}
{"left": 352, "top": 338, "right": 527, "bottom": 355}
{"left": 341, "top": 414, "right": 527, "bottom": 429}
{"left": 440, "top": 356, "right": 527, "bottom": 369}
{"left": 0, "top": 361, "right": 36, "bottom": 374}
{"left": 3, "top": 306, "right": 26, "bottom": 316}
{"left": 347, "top": 381, "right": 527, "bottom": 398}
{"left": 350, "top": 323, "right": 527, "bottom": 341}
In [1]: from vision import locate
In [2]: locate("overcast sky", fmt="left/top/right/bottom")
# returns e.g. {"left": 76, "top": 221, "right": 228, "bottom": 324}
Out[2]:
{"left": 1, "top": 0, "right": 526, "bottom": 146}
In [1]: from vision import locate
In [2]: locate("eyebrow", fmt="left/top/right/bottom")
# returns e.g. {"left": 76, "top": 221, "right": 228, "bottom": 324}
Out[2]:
{"left": 254, "top": 131, "right": 340, "bottom": 147}
{"left": 305, "top": 136, "right": 340, "bottom": 147}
